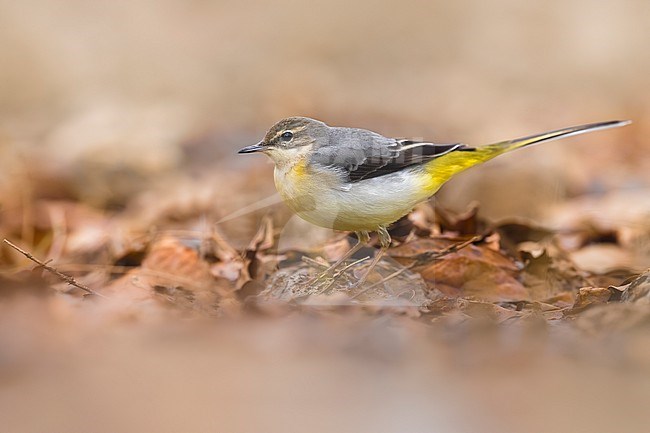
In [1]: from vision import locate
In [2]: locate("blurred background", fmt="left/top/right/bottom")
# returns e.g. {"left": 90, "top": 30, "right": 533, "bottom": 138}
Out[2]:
{"left": 1, "top": 0, "right": 648, "bottom": 223}
{"left": 1, "top": 1, "right": 650, "bottom": 432}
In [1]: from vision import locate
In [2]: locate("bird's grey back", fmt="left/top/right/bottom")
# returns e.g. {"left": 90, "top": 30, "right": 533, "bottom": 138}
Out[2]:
{"left": 310, "top": 126, "right": 398, "bottom": 172}
{"left": 308, "top": 123, "right": 469, "bottom": 182}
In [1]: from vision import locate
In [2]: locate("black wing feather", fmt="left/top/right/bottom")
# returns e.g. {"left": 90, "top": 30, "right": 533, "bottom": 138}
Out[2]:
{"left": 309, "top": 127, "right": 475, "bottom": 183}
{"left": 347, "top": 140, "right": 473, "bottom": 182}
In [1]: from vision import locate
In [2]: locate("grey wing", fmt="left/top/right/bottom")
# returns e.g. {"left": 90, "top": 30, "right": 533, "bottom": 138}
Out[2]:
{"left": 310, "top": 127, "right": 474, "bottom": 183}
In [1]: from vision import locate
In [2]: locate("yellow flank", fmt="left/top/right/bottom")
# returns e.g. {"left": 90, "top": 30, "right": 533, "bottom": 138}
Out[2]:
{"left": 420, "top": 132, "right": 552, "bottom": 196}
{"left": 421, "top": 146, "right": 502, "bottom": 195}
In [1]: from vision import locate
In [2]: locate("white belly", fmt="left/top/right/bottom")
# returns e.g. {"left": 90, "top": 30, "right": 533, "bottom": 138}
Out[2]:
{"left": 275, "top": 166, "right": 431, "bottom": 231}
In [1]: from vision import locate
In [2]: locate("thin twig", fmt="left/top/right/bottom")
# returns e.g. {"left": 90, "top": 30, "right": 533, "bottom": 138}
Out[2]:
{"left": 351, "top": 265, "right": 415, "bottom": 299}
{"left": 352, "top": 235, "right": 484, "bottom": 300}
{"left": 301, "top": 256, "right": 330, "bottom": 269}
{"left": 411, "top": 234, "right": 485, "bottom": 264}
{"left": 333, "top": 255, "right": 370, "bottom": 278}
{"left": 3, "top": 239, "right": 107, "bottom": 298}
{"left": 315, "top": 256, "right": 370, "bottom": 295}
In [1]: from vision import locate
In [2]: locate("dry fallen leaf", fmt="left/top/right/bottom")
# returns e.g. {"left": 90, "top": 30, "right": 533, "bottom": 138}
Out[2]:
{"left": 519, "top": 240, "right": 590, "bottom": 301}
{"left": 105, "top": 236, "right": 233, "bottom": 312}
{"left": 621, "top": 269, "right": 650, "bottom": 302}
{"left": 434, "top": 202, "right": 485, "bottom": 235}
{"left": 391, "top": 237, "right": 528, "bottom": 302}
{"left": 568, "top": 286, "right": 615, "bottom": 314}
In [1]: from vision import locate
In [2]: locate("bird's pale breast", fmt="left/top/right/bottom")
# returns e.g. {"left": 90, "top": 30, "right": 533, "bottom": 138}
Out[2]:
{"left": 274, "top": 159, "right": 436, "bottom": 231}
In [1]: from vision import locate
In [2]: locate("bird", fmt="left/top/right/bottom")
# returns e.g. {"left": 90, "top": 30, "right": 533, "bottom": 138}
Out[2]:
{"left": 238, "top": 117, "right": 630, "bottom": 286}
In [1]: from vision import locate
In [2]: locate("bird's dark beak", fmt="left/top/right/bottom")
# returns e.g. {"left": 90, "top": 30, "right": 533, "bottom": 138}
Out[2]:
{"left": 238, "top": 142, "right": 265, "bottom": 154}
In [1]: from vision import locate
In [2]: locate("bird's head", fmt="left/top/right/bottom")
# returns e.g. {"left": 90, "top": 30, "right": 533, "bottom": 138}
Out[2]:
{"left": 238, "top": 117, "right": 328, "bottom": 167}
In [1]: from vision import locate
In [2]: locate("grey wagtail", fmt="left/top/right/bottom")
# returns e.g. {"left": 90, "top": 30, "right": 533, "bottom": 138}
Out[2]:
{"left": 239, "top": 117, "right": 630, "bottom": 285}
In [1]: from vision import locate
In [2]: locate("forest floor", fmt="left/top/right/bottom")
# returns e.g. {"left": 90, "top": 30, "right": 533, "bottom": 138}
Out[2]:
{"left": 1, "top": 116, "right": 649, "bottom": 432}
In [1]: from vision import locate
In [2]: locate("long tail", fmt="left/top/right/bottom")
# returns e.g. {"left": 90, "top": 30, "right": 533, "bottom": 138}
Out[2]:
{"left": 482, "top": 119, "right": 631, "bottom": 154}
{"left": 424, "top": 120, "right": 630, "bottom": 194}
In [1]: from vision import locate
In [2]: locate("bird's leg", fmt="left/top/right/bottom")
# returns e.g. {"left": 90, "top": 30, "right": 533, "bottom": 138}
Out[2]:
{"left": 350, "top": 226, "right": 391, "bottom": 288}
{"left": 327, "top": 231, "right": 370, "bottom": 271}
{"left": 304, "top": 231, "right": 370, "bottom": 285}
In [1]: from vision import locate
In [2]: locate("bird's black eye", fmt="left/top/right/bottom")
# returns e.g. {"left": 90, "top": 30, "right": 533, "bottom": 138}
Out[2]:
{"left": 280, "top": 131, "right": 293, "bottom": 141}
